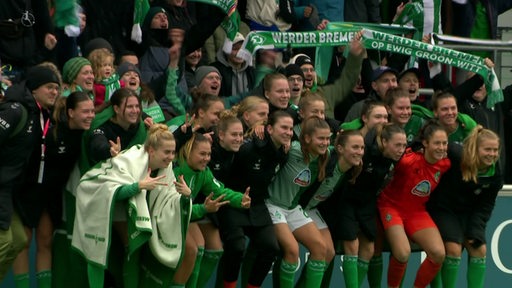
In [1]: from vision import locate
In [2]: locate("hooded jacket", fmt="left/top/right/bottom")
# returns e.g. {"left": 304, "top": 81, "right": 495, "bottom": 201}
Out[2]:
{"left": 0, "top": 83, "right": 42, "bottom": 229}
{"left": 211, "top": 48, "right": 255, "bottom": 98}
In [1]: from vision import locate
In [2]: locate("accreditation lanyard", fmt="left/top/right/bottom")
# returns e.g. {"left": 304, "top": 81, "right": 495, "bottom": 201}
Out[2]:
{"left": 36, "top": 102, "right": 50, "bottom": 184}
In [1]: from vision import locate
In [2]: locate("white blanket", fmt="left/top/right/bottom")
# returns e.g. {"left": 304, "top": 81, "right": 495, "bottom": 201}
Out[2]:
{"left": 72, "top": 144, "right": 191, "bottom": 269}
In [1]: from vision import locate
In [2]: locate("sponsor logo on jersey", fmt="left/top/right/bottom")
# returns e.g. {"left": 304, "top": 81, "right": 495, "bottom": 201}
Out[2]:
{"left": 293, "top": 168, "right": 311, "bottom": 187}
{"left": 411, "top": 180, "right": 431, "bottom": 197}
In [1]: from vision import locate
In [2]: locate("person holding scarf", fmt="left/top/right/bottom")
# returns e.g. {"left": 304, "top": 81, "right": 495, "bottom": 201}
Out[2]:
{"left": 0, "top": 66, "right": 59, "bottom": 281}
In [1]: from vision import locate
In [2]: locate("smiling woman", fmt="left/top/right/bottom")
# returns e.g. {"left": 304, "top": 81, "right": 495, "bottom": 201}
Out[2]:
{"left": 62, "top": 57, "right": 95, "bottom": 99}
{"left": 10, "top": 89, "right": 94, "bottom": 288}
{"left": 72, "top": 124, "right": 192, "bottom": 287}
{"left": 428, "top": 126, "right": 502, "bottom": 288}
{"left": 377, "top": 120, "right": 451, "bottom": 288}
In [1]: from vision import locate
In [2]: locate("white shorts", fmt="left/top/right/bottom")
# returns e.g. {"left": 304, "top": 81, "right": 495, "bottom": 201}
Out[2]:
{"left": 265, "top": 202, "right": 312, "bottom": 232}
{"left": 307, "top": 208, "right": 328, "bottom": 230}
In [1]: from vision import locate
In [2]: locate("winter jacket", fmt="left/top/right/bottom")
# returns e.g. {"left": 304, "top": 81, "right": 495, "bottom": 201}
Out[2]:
{"left": 0, "top": 83, "right": 42, "bottom": 229}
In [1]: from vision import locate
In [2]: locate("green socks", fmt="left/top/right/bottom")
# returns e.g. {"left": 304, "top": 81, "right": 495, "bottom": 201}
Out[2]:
{"left": 468, "top": 257, "right": 486, "bottom": 288}
{"left": 36, "top": 270, "right": 52, "bottom": 288}
{"left": 357, "top": 258, "right": 370, "bottom": 288}
{"left": 14, "top": 270, "right": 52, "bottom": 288}
{"left": 368, "top": 255, "right": 383, "bottom": 288}
{"left": 170, "top": 284, "right": 186, "bottom": 288}
{"left": 321, "top": 260, "right": 334, "bottom": 288}
{"left": 304, "top": 259, "right": 327, "bottom": 287}
{"left": 441, "top": 256, "right": 461, "bottom": 288}
{"left": 14, "top": 273, "right": 29, "bottom": 288}
{"left": 196, "top": 249, "right": 223, "bottom": 288}
{"left": 430, "top": 272, "right": 442, "bottom": 288}
{"left": 343, "top": 255, "right": 358, "bottom": 288}
{"left": 186, "top": 246, "right": 204, "bottom": 288}
{"left": 280, "top": 259, "right": 298, "bottom": 288}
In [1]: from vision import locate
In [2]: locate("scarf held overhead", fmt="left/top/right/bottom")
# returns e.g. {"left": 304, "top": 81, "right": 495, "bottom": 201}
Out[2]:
{"left": 238, "top": 26, "right": 503, "bottom": 108}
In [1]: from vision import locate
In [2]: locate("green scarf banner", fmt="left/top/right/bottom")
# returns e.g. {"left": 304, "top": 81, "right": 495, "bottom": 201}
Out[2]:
{"left": 239, "top": 27, "right": 503, "bottom": 108}
{"left": 361, "top": 29, "right": 503, "bottom": 108}
{"left": 314, "top": 22, "right": 419, "bottom": 81}
{"left": 188, "top": 0, "right": 239, "bottom": 40}
{"left": 238, "top": 28, "right": 361, "bottom": 61}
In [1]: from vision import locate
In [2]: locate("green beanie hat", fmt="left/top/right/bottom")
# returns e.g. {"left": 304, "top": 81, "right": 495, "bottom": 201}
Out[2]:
{"left": 63, "top": 57, "right": 91, "bottom": 84}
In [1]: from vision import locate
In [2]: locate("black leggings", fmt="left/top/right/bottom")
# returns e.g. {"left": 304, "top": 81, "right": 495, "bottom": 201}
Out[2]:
{"left": 220, "top": 224, "right": 280, "bottom": 285}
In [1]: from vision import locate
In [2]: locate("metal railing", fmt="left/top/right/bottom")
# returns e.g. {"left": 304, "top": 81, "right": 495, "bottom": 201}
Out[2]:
{"left": 432, "top": 32, "right": 512, "bottom": 84}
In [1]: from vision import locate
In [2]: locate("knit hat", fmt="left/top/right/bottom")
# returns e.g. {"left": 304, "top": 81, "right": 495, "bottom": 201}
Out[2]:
{"left": 63, "top": 57, "right": 92, "bottom": 84}
{"left": 83, "top": 38, "right": 113, "bottom": 58}
{"left": 195, "top": 66, "right": 221, "bottom": 85}
{"left": 117, "top": 62, "right": 141, "bottom": 78}
{"left": 372, "top": 66, "right": 398, "bottom": 81}
{"left": 143, "top": 6, "right": 168, "bottom": 30}
{"left": 293, "top": 54, "right": 313, "bottom": 68}
{"left": 285, "top": 64, "right": 304, "bottom": 80}
{"left": 26, "top": 66, "right": 60, "bottom": 91}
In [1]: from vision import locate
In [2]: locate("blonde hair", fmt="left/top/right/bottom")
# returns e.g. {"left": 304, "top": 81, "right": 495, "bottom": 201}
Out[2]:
{"left": 144, "top": 123, "right": 175, "bottom": 151}
{"left": 461, "top": 125, "right": 500, "bottom": 183}
{"left": 178, "top": 132, "right": 210, "bottom": 165}
{"left": 88, "top": 48, "right": 114, "bottom": 82}
{"left": 231, "top": 96, "right": 268, "bottom": 120}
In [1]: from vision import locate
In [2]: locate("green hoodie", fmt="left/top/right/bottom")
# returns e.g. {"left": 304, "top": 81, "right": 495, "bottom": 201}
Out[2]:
{"left": 173, "top": 161, "right": 243, "bottom": 221}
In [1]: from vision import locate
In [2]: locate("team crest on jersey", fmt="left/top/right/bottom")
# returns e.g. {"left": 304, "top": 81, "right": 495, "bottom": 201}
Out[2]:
{"left": 434, "top": 171, "right": 440, "bottom": 182}
{"left": 253, "top": 159, "right": 261, "bottom": 170}
{"left": 411, "top": 180, "right": 431, "bottom": 197}
{"left": 385, "top": 213, "right": 392, "bottom": 222}
{"left": 293, "top": 168, "right": 311, "bottom": 187}
{"left": 474, "top": 188, "right": 482, "bottom": 195}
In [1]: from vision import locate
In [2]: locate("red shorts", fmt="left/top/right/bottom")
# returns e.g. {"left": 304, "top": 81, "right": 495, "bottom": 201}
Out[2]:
{"left": 378, "top": 206, "right": 437, "bottom": 237}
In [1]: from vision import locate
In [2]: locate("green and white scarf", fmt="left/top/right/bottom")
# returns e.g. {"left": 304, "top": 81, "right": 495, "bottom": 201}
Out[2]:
{"left": 100, "top": 74, "right": 122, "bottom": 103}
{"left": 361, "top": 29, "right": 503, "bottom": 108}
{"left": 132, "top": 0, "right": 150, "bottom": 43}
{"left": 188, "top": 0, "right": 239, "bottom": 41}
{"left": 238, "top": 27, "right": 503, "bottom": 108}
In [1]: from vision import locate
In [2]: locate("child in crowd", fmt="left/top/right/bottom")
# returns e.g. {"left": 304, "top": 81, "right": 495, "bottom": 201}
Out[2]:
{"left": 88, "top": 49, "right": 123, "bottom": 109}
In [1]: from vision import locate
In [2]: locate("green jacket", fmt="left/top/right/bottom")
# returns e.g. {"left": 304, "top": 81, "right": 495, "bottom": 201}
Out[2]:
{"left": 173, "top": 161, "right": 243, "bottom": 221}
{"left": 318, "top": 50, "right": 364, "bottom": 119}
{"left": 411, "top": 104, "right": 476, "bottom": 143}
